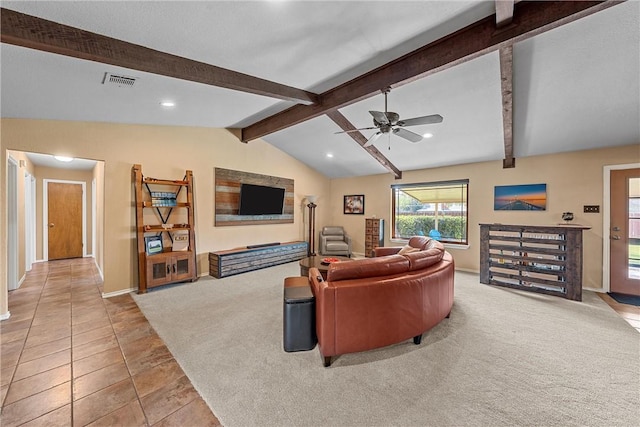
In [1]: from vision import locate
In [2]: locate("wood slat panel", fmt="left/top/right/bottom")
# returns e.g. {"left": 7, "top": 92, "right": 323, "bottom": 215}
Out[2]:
{"left": 209, "top": 241, "right": 308, "bottom": 278}
{"left": 214, "top": 168, "right": 294, "bottom": 226}
{"left": 479, "top": 223, "right": 589, "bottom": 301}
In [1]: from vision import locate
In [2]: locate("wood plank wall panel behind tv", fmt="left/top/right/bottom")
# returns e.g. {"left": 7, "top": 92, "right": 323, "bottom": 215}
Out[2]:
{"left": 215, "top": 168, "right": 294, "bottom": 226}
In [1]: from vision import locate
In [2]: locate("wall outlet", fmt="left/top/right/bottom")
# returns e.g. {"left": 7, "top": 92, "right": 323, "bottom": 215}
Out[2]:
{"left": 584, "top": 205, "right": 600, "bottom": 213}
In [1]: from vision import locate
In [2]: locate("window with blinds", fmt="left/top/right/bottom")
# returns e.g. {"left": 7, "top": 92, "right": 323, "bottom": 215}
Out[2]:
{"left": 391, "top": 180, "right": 468, "bottom": 244}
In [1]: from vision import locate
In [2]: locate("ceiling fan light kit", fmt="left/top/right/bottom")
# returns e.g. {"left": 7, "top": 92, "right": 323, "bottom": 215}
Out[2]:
{"left": 339, "top": 87, "right": 443, "bottom": 148}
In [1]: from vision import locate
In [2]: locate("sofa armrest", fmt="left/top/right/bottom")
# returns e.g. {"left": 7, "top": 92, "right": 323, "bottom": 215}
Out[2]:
{"left": 373, "top": 246, "right": 402, "bottom": 257}
{"left": 309, "top": 267, "right": 336, "bottom": 358}
{"left": 308, "top": 267, "right": 324, "bottom": 294}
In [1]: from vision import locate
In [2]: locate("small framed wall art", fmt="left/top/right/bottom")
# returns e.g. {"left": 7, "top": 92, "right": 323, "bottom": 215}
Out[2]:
{"left": 344, "top": 195, "right": 365, "bottom": 214}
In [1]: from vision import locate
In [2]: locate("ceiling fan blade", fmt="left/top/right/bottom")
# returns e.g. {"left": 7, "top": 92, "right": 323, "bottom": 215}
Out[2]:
{"left": 393, "top": 127, "right": 423, "bottom": 143}
{"left": 369, "top": 110, "right": 389, "bottom": 125}
{"left": 334, "top": 127, "right": 377, "bottom": 135}
{"left": 364, "top": 132, "right": 383, "bottom": 147}
{"left": 397, "top": 114, "right": 444, "bottom": 127}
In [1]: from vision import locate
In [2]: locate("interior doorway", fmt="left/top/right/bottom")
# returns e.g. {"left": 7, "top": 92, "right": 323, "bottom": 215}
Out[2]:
{"left": 25, "top": 172, "right": 36, "bottom": 271}
{"left": 7, "top": 157, "right": 19, "bottom": 291}
{"left": 605, "top": 164, "right": 640, "bottom": 296}
{"left": 609, "top": 167, "right": 640, "bottom": 296}
{"left": 44, "top": 180, "right": 86, "bottom": 260}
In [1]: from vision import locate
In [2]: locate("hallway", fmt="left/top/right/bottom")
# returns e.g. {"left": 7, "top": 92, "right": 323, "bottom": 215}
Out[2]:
{"left": 0, "top": 258, "right": 220, "bottom": 426}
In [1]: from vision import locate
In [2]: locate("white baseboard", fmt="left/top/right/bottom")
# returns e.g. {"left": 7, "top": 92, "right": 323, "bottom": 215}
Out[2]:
{"left": 102, "top": 287, "right": 136, "bottom": 299}
{"left": 91, "top": 258, "right": 104, "bottom": 282}
{"left": 455, "top": 267, "right": 480, "bottom": 274}
{"left": 0, "top": 311, "right": 11, "bottom": 321}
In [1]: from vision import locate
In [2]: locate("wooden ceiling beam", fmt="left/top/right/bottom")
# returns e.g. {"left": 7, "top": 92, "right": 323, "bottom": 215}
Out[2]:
{"left": 497, "top": 1, "right": 515, "bottom": 168}
{"left": 0, "top": 8, "right": 319, "bottom": 105}
{"left": 499, "top": 46, "right": 515, "bottom": 169}
{"left": 495, "top": 0, "right": 515, "bottom": 27}
{"left": 241, "top": 1, "right": 621, "bottom": 142}
{"left": 326, "top": 110, "right": 402, "bottom": 179}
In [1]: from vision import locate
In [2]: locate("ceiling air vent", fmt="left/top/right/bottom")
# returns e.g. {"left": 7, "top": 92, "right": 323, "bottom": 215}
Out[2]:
{"left": 102, "top": 72, "right": 137, "bottom": 87}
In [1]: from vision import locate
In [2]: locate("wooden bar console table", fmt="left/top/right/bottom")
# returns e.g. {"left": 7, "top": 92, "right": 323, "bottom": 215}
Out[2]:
{"left": 479, "top": 223, "right": 590, "bottom": 301}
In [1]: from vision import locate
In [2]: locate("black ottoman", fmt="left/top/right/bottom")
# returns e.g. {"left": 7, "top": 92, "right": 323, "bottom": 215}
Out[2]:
{"left": 283, "top": 277, "right": 317, "bottom": 352}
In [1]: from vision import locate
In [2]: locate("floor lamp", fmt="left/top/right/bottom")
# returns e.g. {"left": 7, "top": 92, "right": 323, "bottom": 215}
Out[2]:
{"left": 306, "top": 195, "right": 317, "bottom": 256}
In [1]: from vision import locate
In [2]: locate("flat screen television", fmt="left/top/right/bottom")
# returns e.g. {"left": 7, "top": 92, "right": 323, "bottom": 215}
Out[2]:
{"left": 238, "top": 183, "right": 285, "bottom": 215}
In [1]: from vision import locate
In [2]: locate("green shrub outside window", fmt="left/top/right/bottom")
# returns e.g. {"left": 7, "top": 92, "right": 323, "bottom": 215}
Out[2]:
{"left": 392, "top": 180, "right": 468, "bottom": 244}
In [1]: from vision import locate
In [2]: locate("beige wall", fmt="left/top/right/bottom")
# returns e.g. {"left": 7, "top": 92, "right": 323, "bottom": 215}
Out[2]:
{"left": 1, "top": 117, "right": 637, "bottom": 319}
{"left": 0, "top": 119, "right": 331, "bottom": 308}
{"left": 329, "top": 144, "right": 640, "bottom": 291}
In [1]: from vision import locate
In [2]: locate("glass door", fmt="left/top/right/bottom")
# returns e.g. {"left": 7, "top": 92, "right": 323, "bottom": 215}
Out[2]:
{"left": 610, "top": 169, "right": 640, "bottom": 295}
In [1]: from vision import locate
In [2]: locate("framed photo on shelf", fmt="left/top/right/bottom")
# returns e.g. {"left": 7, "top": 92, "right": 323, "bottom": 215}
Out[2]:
{"left": 145, "top": 235, "right": 163, "bottom": 255}
{"left": 172, "top": 230, "right": 189, "bottom": 251}
{"left": 344, "top": 195, "right": 365, "bottom": 215}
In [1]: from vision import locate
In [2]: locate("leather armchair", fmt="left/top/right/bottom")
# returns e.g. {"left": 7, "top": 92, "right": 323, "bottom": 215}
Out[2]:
{"left": 319, "top": 226, "right": 352, "bottom": 257}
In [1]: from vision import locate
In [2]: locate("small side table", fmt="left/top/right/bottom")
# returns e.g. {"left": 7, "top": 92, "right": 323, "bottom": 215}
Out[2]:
{"left": 299, "top": 255, "right": 351, "bottom": 280}
{"left": 283, "top": 277, "right": 317, "bottom": 352}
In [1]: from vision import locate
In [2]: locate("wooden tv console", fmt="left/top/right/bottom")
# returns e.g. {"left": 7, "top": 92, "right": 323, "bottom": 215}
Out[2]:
{"left": 209, "top": 241, "right": 308, "bottom": 278}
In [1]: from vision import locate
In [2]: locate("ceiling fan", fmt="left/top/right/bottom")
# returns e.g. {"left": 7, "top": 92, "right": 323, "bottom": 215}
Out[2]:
{"left": 336, "top": 87, "right": 443, "bottom": 148}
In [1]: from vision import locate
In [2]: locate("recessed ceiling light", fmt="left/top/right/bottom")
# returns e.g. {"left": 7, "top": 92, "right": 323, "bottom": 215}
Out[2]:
{"left": 54, "top": 155, "right": 74, "bottom": 162}
{"left": 423, "top": 133, "right": 434, "bottom": 139}
{"left": 160, "top": 101, "right": 175, "bottom": 107}
{"left": 326, "top": 153, "right": 334, "bottom": 158}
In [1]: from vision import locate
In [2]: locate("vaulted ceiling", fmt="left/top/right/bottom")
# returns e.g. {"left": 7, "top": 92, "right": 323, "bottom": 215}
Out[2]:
{"left": 1, "top": 1, "right": 638, "bottom": 178}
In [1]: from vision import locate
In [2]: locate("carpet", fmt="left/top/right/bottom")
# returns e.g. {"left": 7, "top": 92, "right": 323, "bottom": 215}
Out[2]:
{"left": 608, "top": 292, "right": 640, "bottom": 306}
{"left": 133, "top": 262, "right": 640, "bottom": 427}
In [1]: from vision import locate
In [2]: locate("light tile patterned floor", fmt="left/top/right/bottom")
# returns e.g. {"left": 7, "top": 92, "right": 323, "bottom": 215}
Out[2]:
{"left": 0, "top": 258, "right": 220, "bottom": 426}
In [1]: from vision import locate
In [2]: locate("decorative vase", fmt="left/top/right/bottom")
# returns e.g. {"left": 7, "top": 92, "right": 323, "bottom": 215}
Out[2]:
{"left": 561, "top": 212, "right": 574, "bottom": 224}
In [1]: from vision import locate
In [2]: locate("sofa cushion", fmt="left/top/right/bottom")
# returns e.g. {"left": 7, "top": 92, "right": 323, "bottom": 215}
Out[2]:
{"left": 404, "top": 246, "right": 445, "bottom": 271}
{"left": 327, "top": 255, "right": 409, "bottom": 282}
{"left": 398, "top": 245, "right": 419, "bottom": 255}
{"left": 408, "top": 236, "right": 432, "bottom": 250}
{"left": 326, "top": 241, "right": 349, "bottom": 250}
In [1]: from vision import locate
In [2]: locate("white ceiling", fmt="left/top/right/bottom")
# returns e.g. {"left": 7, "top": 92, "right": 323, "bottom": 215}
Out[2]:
{"left": 25, "top": 152, "right": 98, "bottom": 171}
{"left": 1, "top": 1, "right": 639, "bottom": 178}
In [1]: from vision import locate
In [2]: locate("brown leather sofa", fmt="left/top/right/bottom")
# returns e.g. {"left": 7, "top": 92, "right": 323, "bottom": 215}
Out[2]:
{"left": 308, "top": 236, "right": 454, "bottom": 367}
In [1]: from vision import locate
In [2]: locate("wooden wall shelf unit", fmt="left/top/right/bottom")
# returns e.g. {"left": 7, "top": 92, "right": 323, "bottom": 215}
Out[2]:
{"left": 365, "top": 218, "right": 384, "bottom": 257}
{"left": 479, "top": 223, "right": 590, "bottom": 301}
{"left": 133, "top": 164, "right": 197, "bottom": 293}
{"left": 209, "top": 241, "right": 308, "bottom": 278}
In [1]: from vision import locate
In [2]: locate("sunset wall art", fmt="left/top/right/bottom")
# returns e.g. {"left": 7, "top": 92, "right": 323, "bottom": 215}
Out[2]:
{"left": 494, "top": 183, "right": 547, "bottom": 211}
